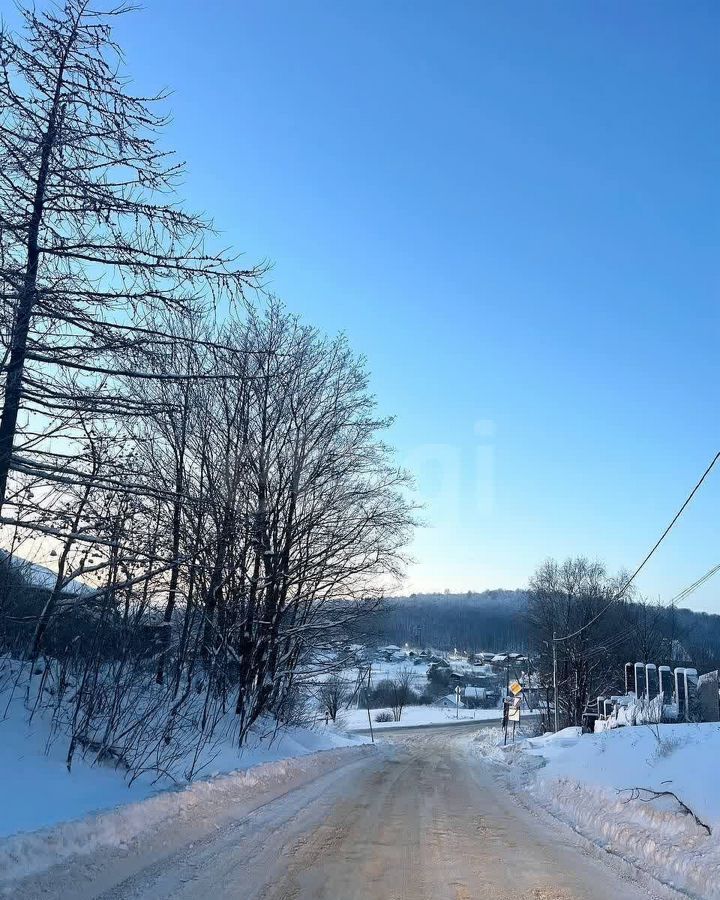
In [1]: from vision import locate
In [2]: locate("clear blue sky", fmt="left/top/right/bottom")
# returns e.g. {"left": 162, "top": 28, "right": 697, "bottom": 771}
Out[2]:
{"left": 26, "top": 3, "right": 720, "bottom": 606}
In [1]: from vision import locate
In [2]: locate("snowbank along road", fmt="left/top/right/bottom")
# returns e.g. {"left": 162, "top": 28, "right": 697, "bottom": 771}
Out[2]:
{"left": 10, "top": 723, "right": 678, "bottom": 900}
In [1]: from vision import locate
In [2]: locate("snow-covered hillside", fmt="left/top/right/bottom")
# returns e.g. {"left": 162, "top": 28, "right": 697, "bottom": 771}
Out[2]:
{"left": 0, "top": 669, "right": 366, "bottom": 845}
{"left": 0, "top": 548, "right": 90, "bottom": 594}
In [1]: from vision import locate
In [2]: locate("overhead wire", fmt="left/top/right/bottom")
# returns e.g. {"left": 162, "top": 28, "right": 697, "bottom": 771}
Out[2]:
{"left": 669, "top": 563, "right": 720, "bottom": 606}
{"left": 554, "top": 450, "right": 720, "bottom": 643}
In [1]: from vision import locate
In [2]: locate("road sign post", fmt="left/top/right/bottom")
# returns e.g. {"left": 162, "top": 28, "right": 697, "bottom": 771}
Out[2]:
{"left": 508, "top": 695, "right": 521, "bottom": 743}
{"left": 553, "top": 631, "right": 559, "bottom": 733}
{"left": 503, "top": 690, "right": 521, "bottom": 745}
{"left": 366, "top": 665, "right": 374, "bottom": 743}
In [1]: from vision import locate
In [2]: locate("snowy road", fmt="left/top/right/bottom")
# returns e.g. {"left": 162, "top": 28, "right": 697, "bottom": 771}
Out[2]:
{"left": 12, "top": 724, "right": 672, "bottom": 900}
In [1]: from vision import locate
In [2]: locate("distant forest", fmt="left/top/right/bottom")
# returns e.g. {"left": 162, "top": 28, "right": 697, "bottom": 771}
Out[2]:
{"left": 359, "top": 590, "right": 720, "bottom": 664}
{"left": 360, "top": 590, "right": 529, "bottom": 653}
{"left": 674, "top": 605, "right": 720, "bottom": 669}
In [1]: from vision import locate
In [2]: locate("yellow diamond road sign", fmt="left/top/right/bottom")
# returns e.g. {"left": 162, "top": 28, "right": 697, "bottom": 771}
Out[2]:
{"left": 509, "top": 681, "right": 522, "bottom": 696}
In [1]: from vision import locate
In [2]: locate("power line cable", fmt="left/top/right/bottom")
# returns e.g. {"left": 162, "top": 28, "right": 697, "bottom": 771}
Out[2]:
{"left": 669, "top": 563, "right": 720, "bottom": 606}
{"left": 554, "top": 450, "right": 720, "bottom": 643}
{"left": 559, "top": 565, "right": 720, "bottom": 670}
{"left": 581, "top": 564, "right": 720, "bottom": 658}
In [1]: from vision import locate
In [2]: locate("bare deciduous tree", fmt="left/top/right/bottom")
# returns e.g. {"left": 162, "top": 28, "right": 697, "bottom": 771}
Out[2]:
{"left": 0, "top": 1, "right": 260, "bottom": 516}
{"left": 0, "top": 1, "right": 414, "bottom": 785}
{"left": 528, "top": 557, "right": 630, "bottom": 730}
{"left": 316, "top": 676, "right": 351, "bottom": 724}
{"left": 389, "top": 669, "right": 415, "bottom": 722}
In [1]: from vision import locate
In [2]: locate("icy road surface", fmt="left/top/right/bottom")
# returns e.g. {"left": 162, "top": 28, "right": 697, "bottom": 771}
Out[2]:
{"left": 13, "top": 724, "right": 672, "bottom": 900}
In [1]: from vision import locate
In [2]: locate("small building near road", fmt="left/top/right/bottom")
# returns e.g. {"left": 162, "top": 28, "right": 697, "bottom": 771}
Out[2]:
{"left": 436, "top": 694, "right": 465, "bottom": 709}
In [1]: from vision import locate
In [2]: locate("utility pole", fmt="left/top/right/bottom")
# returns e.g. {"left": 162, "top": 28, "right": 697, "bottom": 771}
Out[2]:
{"left": 552, "top": 631, "right": 559, "bottom": 733}
{"left": 366, "top": 665, "right": 374, "bottom": 743}
{"left": 527, "top": 651, "right": 533, "bottom": 711}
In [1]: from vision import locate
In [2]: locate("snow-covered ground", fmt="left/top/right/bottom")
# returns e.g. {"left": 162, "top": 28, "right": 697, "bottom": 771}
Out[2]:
{"left": 342, "top": 704, "right": 503, "bottom": 730}
{"left": 0, "top": 644, "right": 500, "bottom": 840}
{"left": 5, "top": 726, "right": 650, "bottom": 900}
{"left": 468, "top": 722, "right": 720, "bottom": 899}
{"left": 0, "top": 742, "right": 374, "bottom": 892}
{"left": 334, "top": 658, "right": 431, "bottom": 690}
{"left": 0, "top": 674, "right": 366, "bottom": 844}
